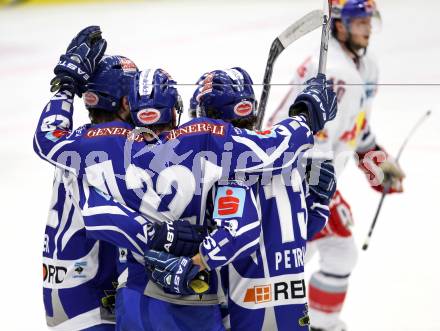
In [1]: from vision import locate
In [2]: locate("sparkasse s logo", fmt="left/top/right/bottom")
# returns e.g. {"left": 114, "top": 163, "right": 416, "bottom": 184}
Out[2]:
{"left": 217, "top": 189, "right": 240, "bottom": 215}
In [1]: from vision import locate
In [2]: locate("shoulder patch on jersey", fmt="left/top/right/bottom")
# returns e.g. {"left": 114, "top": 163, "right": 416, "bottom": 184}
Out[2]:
{"left": 45, "top": 129, "right": 68, "bottom": 142}
{"left": 213, "top": 186, "right": 246, "bottom": 219}
{"left": 244, "top": 128, "right": 277, "bottom": 139}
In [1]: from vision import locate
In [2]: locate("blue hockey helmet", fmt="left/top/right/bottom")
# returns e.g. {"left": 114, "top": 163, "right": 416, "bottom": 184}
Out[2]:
{"left": 84, "top": 55, "right": 138, "bottom": 112}
{"left": 190, "top": 67, "right": 257, "bottom": 121}
{"left": 188, "top": 72, "right": 208, "bottom": 119}
{"left": 332, "top": 0, "right": 379, "bottom": 27}
{"left": 128, "top": 68, "right": 182, "bottom": 127}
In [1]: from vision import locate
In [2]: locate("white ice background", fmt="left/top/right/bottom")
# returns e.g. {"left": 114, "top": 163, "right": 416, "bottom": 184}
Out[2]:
{"left": 0, "top": 0, "right": 439, "bottom": 330}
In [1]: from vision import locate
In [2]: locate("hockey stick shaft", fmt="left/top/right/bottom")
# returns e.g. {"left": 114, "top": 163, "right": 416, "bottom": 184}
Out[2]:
{"left": 318, "top": 0, "right": 332, "bottom": 75}
{"left": 395, "top": 110, "right": 432, "bottom": 162}
{"left": 255, "top": 10, "right": 324, "bottom": 130}
{"left": 362, "top": 110, "right": 432, "bottom": 250}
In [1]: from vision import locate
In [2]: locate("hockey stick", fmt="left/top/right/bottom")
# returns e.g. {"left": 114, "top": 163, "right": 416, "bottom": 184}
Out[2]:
{"left": 318, "top": 0, "right": 332, "bottom": 75}
{"left": 255, "top": 10, "right": 324, "bottom": 130}
{"left": 362, "top": 110, "right": 432, "bottom": 250}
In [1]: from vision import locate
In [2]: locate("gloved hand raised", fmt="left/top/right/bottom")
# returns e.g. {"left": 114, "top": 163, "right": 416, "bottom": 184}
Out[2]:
{"left": 358, "top": 145, "right": 405, "bottom": 194}
{"left": 289, "top": 73, "right": 337, "bottom": 133}
{"left": 50, "top": 25, "right": 107, "bottom": 96}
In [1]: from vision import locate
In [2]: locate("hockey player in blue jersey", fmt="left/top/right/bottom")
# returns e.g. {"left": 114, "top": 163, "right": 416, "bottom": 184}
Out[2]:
{"left": 34, "top": 27, "right": 337, "bottom": 331}
{"left": 42, "top": 167, "right": 118, "bottom": 331}
{"left": 35, "top": 27, "right": 196, "bottom": 331}
{"left": 33, "top": 28, "right": 191, "bottom": 329}
{"left": 144, "top": 68, "right": 337, "bottom": 331}
{"left": 34, "top": 26, "right": 121, "bottom": 331}
{"left": 86, "top": 68, "right": 335, "bottom": 331}
{"left": 35, "top": 26, "right": 226, "bottom": 328}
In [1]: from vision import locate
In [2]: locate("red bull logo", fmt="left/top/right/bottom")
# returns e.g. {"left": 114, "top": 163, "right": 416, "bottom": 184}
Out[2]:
{"left": 339, "top": 111, "right": 367, "bottom": 147}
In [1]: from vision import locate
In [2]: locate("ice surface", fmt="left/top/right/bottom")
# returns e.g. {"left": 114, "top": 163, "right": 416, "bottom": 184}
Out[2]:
{"left": 0, "top": 0, "right": 439, "bottom": 330}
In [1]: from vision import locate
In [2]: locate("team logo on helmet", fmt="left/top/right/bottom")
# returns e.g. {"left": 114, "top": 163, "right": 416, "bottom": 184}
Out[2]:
{"left": 84, "top": 92, "right": 99, "bottom": 106}
{"left": 137, "top": 108, "right": 161, "bottom": 124}
{"left": 234, "top": 101, "right": 253, "bottom": 117}
{"left": 119, "top": 57, "right": 137, "bottom": 72}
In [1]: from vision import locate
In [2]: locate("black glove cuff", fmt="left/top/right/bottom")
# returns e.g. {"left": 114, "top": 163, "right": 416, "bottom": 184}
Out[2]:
{"left": 289, "top": 100, "right": 317, "bottom": 132}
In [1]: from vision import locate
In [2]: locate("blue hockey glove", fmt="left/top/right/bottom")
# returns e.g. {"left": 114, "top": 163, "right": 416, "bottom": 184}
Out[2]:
{"left": 308, "top": 160, "right": 337, "bottom": 204}
{"left": 150, "top": 219, "right": 207, "bottom": 257}
{"left": 144, "top": 250, "right": 209, "bottom": 295}
{"left": 290, "top": 73, "right": 337, "bottom": 133}
{"left": 50, "top": 25, "right": 107, "bottom": 96}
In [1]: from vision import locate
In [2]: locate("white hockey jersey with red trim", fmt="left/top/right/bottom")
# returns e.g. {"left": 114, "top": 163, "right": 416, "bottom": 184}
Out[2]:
{"left": 266, "top": 37, "right": 379, "bottom": 178}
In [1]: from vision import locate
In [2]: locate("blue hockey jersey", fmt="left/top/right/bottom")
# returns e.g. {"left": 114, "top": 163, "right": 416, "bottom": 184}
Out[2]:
{"left": 198, "top": 163, "right": 329, "bottom": 330}
{"left": 34, "top": 91, "right": 117, "bottom": 330}
{"left": 34, "top": 90, "right": 315, "bottom": 309}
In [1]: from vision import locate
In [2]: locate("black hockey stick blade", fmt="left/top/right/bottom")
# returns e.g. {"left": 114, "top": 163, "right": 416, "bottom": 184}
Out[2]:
{"left": 362, "top": 110, "right": 432, "bottom": 250}
{"left": 255, "top": 10, "right": 324, "bottom": 130}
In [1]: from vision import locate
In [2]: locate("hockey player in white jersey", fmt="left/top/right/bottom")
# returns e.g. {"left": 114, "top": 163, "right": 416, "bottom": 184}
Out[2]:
{"left": 266, "top": 1, "right": 405, "bottom": 330}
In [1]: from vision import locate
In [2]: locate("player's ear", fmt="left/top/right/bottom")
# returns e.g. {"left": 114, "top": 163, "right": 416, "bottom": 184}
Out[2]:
{"left": 121, "top": 96, "right": 130, "bottom": 111}
{"left": 335, "top": 20, "right": 348, "bottom": 41}
{"left": 119, "top": 96, "right": 131, "bottom": 121}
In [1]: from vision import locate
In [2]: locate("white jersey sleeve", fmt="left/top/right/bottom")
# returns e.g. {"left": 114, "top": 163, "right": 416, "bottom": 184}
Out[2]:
{"left": 356, "top": 52, "right": 379, "bottom": 153}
